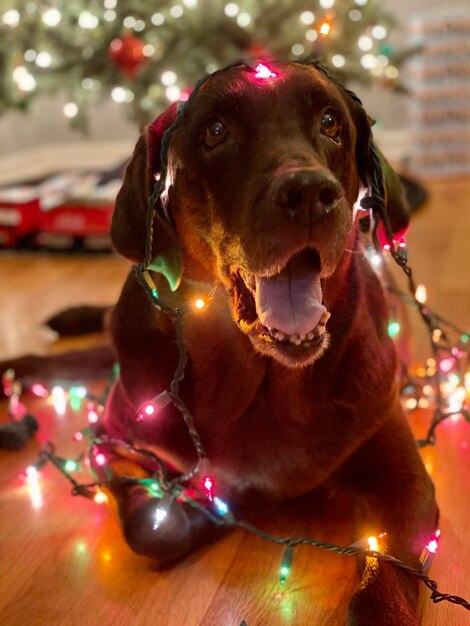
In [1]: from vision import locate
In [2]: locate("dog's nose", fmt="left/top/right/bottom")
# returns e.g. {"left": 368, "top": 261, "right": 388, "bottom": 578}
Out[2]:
{"left": 272, "top": 169, "right": 342, "bottom": 222}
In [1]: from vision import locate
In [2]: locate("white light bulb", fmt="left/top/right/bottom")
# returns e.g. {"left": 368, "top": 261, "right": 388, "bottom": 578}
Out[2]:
{"left": 81, "top": 77, "right": 94, "bottom": 90}
{"left": 376, "top": 55, "right": 389, "bottom": 68}
{"left": 18, "top": 73, "right": 37, "bottom": 92}
{"left": 36, "top": 52, "right": 52, "bottom": 68}
{"left": 143, "top": 44, "right": 155, "bottom": 57}
{"left": 165, "top": 85, "right": 181, "bottom": 102}
{"left": 305, "top": 29, "right": 318, "bottom": 42}
{"left": 300, "top": 11, "right": 315, "bottom": 25}
{"left": 123, "top": 16, "right": 136, "bottom": 28}
{"left": 332, "top": 54, "right": 345, "bottom": 68}
{"left": 41, "top": 8, "right": 61, "bottom": 27}
{"left": 224, "top": 3, "right": 239, "bottom": 17}
{"left": 170, "top": 6, "right": 184, "bottom": 18}
{"left": 78, "top": 11, "right": 99, "bottom": 29}
{"left": 358, "top": 36, "right": 373, "bottom": 51}
{"left": 103, "top": 10, "right": 116, "bottom": 22}
{"left": 63, "top": 102, "right": 78, "bottom": 118}
{"left": 349, "top": 10, "right": 362, "bottom": 22}
{"left": 291, "top": 43, "right": 305, "bottom": 56}
{"left": 355, "top": 0, "right": 368, "bottom": 5}
{"left": 385, "top": 66, "right": 399, "bottom": 79}
{"left": 183, "top": 0, "right": 198, "bottom": 7}
{"left": 320, "top": 0, "right": 335, "bottom": 8}
{"left": 360, "top": 54, "right": 377, "bottom": 70}
{"left": 13, "top": 66, "right": 28, "bottom": 82}
{"left": 236, "top": 12, "right": 251, "bottom": 27}
{"left": 134, "top": 19, "right": 145, "bottom": 31}
{"left": 24, "top": 49, "right": 37, "bottom": 62}
{"left": 151, "top": 13, "right": 165, "bottom": 26}
{"left": 2, "top": 9, "right": 20, "bottom": 27}
{"left": 371, "top": 25, "right": 387, "bottom": 40}
{"left": 161, "top": 70, "right": 177, "bottom": 86}
{"left": 104, "top": 0, "right": 117, "bottom": 8}
{"left": 111, "top": 87, "right": 127, "bottom": 103}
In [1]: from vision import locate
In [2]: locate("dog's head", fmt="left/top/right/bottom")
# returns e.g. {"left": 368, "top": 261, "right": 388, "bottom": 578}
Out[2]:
{"left": 112, "top": 62, "right": 408, "bottom": 368}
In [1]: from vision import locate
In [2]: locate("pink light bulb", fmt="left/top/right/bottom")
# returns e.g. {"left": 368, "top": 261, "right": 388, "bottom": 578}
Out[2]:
{"left": 73, "top": 431, "right": 84, "bottom": 442}
{"left": 88, "top": 409, "right": 99, "bottom": 424}
{"left": 144, "top": 404, "right": 156, "bottom": 416}
{"left": 440, "top": 358, "right": 454, "bottom": 373}
{"left": 202, "top": 475, "right": 215, "bottom": 500}
{"left": 95, "top": 453, "right": 106, "bottom": 466}
{"left": 254, "top": 63, "right": 276, "bottom": 79}
{"left": 31, "top": 383, "right": 49, "bottom": 398}
{"left": 425, "top": 530, "right": 441, "bottom": 554}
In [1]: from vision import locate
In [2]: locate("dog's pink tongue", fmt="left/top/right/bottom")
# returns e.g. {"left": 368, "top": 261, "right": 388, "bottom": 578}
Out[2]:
{"left": 255, "top": 256, "right": 326, "bottom": 336}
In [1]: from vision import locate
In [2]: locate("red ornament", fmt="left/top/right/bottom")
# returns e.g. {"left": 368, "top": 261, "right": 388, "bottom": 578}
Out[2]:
{"left": 108, "top": 35, "right": 148, "bottom": 77}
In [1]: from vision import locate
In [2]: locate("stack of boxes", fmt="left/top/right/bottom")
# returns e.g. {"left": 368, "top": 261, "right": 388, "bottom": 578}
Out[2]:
{"left": 407, "top": 8, "right": 470, "bottom": 178}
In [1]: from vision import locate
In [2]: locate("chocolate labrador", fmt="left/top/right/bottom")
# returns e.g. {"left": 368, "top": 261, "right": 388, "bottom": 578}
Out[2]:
{"left": 100, "top": 61, "right": 438, "bottom": 624}
{"left": 3, "top": 61, "right": 438, "bottom": 624}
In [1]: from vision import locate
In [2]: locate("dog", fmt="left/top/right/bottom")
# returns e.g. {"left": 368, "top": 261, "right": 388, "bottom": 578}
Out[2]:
{"left": 3, "top": 61, "right": 438, "bottom": 624}
{"left": 97, "top": 61, "right": 438, "bottom": 624}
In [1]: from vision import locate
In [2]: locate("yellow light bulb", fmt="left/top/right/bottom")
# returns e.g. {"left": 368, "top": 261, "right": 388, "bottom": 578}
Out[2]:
{"left": 320, "top": 22, "right": 331, "bottom": 35}
{"left": 368, "top": 536, "right": 379, "bottom": 551}
{"left": 195, "top": 298, "right": 205, "bottom": 309}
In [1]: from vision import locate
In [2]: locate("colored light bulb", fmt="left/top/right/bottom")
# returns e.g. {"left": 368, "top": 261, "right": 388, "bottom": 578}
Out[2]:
{"left": 87, "top": 408, "right": 99, "bottom": 424}
{"left": 213, "top": 496, "right": 229, "bottom": 516}
{"left": 95, "top": 453, "right": 106, "bottom": 466}
{"left": 94, "top": 490, "right": 108, "bottom": 504}
{"left": 388, "top": 321, "right": 400, "bottom": 338}
{"left": 367, "top": 536, "right": 379, "bottom": 552}
{"left": 30, "top": 382, "right": 49, "bottom": 398}
{"left": 202, "top": 475, "right": 215, "bottom": 501}
{"left": 136, "top": 391, "right": 172, "bottom": 421}
{"left": 254, "top": 63, "right": 276, "bottom": 79}
{"left": 279, "top": 545, "right": 294, "bottom": 585}
{"left": 195, "top": 298, "right": 205, "bottom": 309}
{"left": 425, "top": 530, "right": 440, "bottom": 554}
{"left": 64, "top": 459, "right": 79, "bottom": 472}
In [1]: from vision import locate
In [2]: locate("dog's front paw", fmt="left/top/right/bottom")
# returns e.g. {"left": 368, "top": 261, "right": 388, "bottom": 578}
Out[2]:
{"left": 114, "top": 485, "right": 222, "bottom": 566}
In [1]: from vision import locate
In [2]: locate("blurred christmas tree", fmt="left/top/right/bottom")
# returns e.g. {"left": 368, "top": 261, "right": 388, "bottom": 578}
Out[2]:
{"left": 0, "top": 0, "right": 403, "bottom": 129}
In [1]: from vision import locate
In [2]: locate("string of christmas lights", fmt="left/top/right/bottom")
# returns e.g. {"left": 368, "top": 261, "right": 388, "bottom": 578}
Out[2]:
{"left": 14, "top": 415, "right": 470, "bottom": 612}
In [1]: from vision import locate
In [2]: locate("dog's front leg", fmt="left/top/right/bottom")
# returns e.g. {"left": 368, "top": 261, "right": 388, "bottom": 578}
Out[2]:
{"left": 340, "top": 412, "right": 438, "bottom": 625}
{"left": 90, "top": 443, "right": 226, "bottom": 566}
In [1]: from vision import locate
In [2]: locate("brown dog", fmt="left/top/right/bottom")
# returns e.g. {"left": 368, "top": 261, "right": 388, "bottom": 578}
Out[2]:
{"left": 0, "top": 62, "right": 434, "bottom": 624}
{"left": 102, "top": 61, "right": 438, "bottom": 624}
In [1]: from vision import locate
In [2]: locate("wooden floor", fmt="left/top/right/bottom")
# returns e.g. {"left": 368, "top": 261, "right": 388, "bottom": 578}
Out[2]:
{"left": 0, "top": 177, "right": 469, "bottom": 625}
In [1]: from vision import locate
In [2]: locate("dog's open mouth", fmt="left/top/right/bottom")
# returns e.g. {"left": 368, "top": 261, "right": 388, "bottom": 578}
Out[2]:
{"left": 230, "top": 248, "right": 330, "bottom": 363}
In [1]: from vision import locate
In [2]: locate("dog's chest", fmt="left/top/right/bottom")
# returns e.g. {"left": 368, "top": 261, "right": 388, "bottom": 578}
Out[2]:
{"left": 191, "top": 368, "right": 346, "bottom": 501}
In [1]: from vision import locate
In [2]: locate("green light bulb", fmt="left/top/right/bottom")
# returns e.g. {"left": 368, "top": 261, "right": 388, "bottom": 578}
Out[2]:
{"left": 388, "top": 321, "right": 400, "bottom": 338}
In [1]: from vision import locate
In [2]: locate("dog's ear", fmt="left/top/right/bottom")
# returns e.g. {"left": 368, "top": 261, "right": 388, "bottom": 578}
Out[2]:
{"left": 111, "top": 103, "right": 183, "bottom": 291}
{"left": 350, "top": 98, "right": 410, "bottom": 241}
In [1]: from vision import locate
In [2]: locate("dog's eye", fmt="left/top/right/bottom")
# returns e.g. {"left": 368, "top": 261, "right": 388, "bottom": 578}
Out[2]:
{"left": 320, "top": 112, "right": 340, "bottom": 142}
{"left": 204, "top": 120, "right": 227, "bottom": 148}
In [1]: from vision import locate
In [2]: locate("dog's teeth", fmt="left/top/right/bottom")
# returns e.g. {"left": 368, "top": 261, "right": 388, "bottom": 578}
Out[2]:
{"left": 288, "top": 334, "right": 301, "bottom": 345}
{"left": 320, "top": 311, "right": 331, "bottom": 324}
{"left": 299, "top": 334, "right": 307, "bottom": 341}
{"left": 307, "top": 332, "right": 314, "bottom": 340}
{"left": 274, "top": 331, "right": 286, "bottom": 341}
